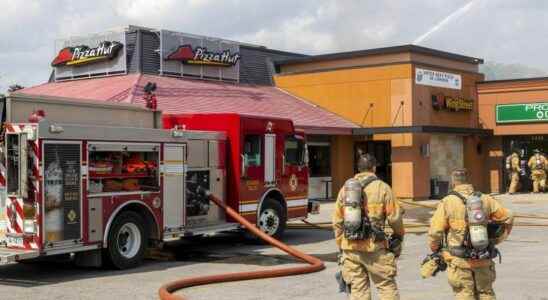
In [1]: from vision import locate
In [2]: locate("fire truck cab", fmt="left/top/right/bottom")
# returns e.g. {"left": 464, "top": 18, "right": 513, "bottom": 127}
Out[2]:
{"left": 164, "top": 113, "right": 312, "bottom": 236}
{"left": 0, "top": 113, "right": 315, "bottom": 269}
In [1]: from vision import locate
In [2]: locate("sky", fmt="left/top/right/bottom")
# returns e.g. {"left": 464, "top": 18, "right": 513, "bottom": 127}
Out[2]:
{"left": 1, "top": 0, "right": 548, "bottom": 91}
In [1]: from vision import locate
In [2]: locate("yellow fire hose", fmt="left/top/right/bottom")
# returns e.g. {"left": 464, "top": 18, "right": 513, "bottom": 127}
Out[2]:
{"left": 397, "top": 198, "right": 548, "bottom": 220}
{"left": 288, "top": 199, "right": 548, "bottom": 232}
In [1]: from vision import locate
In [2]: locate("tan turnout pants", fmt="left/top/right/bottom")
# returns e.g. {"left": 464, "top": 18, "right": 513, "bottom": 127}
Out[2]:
{"left": 531, "top": 170, "right": 546, "bottom": 193}
{"left": 447, "top": 262, "right": 496, "bottom": 300}
{"left": 508, "top": 171, "right": 520, "bottom": 194}
{"left": 341, "top": 249, "right": 399, "bottom": 300}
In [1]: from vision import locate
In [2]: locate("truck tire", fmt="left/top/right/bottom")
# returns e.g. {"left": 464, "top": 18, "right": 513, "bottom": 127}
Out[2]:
{"left": 103, "top": 211, "right": 146, "bottom": 269}
{"left": 257, "top": 198, "right": 286, "bottom": 239}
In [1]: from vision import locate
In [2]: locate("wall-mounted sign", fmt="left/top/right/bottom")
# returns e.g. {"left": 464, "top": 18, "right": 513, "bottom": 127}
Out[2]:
{"left": 416, "top": 68, "right": 462, "bottom": 90}
{"left": 166, "top": 45, "right": 240, "bottom": 67}
{"left": 432, "top": 94, "right": 473, "bottom": 111}
{"left": 53, "top": 31, "right": 127, "bottom": 81}
{"left": 51, "top": 41, "right": 123, "bottom": 67}
{"left": 160, "top": 30, "right": 240, "bottom": 81}
{"left": 496, "top": 102, "right": 548, "bottom": 124}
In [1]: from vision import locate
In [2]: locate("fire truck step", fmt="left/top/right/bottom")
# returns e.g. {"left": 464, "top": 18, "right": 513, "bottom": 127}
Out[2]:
{"left": 0, "top": 247, "right": 40, "bottom": 264}
{"left": 145, "top": 248, "right": 176, "bottom": 261}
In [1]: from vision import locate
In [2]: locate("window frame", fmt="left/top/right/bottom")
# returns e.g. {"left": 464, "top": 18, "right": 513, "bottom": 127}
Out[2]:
{"left": 243, "top": 134, "right": 262, "bottom": 167}
{"left": 284, "top": 135, "right": 305, "bottom": 166}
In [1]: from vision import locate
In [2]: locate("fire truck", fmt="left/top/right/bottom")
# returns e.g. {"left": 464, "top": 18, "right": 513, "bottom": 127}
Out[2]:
{"left": 0, "top": 108, "right": 314, "bottom": 269}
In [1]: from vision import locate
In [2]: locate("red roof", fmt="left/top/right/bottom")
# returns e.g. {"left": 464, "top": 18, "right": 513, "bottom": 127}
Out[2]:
{"left": 17, "top": 74, "right": 357, "bottom": 134}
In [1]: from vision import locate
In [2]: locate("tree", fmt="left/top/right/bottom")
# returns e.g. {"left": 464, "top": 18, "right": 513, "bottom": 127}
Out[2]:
{"left": 480, "top": 62, "right": 546, "bottom": 81}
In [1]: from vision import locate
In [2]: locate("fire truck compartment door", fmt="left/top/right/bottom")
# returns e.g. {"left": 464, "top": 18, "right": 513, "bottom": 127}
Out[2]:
{"left": 0, "top": 247, "right": 39, "bottom": 264}
{"left": 264, "top": 134, "right": 276, "bottom": 186}
{"left": 43, "top": 142, "right": 82, "bottom": 246}
{"left": 163, "top": 144, "right": 186, "bottom": 230}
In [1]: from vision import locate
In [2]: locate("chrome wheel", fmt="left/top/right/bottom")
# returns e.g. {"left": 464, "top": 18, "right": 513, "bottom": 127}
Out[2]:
{"left": 117, "top": 223, "right": 141, "bottom": 259}
{"left": 259, "top": 208, "right": 280, "bottom": 236}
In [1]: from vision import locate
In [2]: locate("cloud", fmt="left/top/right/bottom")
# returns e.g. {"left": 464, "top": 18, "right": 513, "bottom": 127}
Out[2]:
{"left": 0, "top": 0, "right": 547, "bottom": 91}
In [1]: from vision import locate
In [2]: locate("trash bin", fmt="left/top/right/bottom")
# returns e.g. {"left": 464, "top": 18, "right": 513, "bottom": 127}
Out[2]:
{"left": 430, "top": 178, "right": 449, "bottom": 199}
{"left": 438, "top": 181, "right": 449, "bottom": 198}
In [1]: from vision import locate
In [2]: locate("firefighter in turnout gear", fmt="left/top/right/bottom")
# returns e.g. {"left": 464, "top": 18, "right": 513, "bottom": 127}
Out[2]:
{"left": 428, "top": 169, "right": 514, "bottom": 300}
{"left": 333, "top": 153, "right": 405, "bottom": 300}
{"left": 505, "top": 151, "right": 521, "bottom": 194}
{"left": 528, "top": 149, "right": 547, "bottom": 193}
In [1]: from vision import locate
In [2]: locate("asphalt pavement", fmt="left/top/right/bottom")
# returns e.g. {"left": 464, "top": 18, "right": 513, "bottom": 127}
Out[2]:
{"left": 1, "top": 193, "right": 548, "bottom": 300}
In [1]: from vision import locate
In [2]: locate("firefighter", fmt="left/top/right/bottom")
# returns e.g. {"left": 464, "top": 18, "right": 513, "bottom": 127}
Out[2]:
{"left": 505, "top": 150, "right": 522, "bottom": 194}
{"left": 428, "top": 169, "right": 513, "bottom": 300}
{"left": 528, "top": 149, "right": 547, "bottom": 193}
{"left": 332, "top": 153, "right": 404, "bottom": 300}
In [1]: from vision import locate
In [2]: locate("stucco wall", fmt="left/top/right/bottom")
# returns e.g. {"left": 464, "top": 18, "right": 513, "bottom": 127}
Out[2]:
{"left": 430, "top": 134, "right": 464, "bottom": 182}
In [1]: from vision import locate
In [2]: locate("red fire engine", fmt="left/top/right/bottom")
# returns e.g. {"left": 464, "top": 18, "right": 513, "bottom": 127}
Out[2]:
{"left": 0, "top": 113, "right": 315, "bottom": 269}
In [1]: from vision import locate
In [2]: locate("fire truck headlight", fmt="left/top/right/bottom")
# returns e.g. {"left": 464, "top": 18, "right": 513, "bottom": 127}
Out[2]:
{"left": 23, "top": 219, "right": 36, "bottom": 234}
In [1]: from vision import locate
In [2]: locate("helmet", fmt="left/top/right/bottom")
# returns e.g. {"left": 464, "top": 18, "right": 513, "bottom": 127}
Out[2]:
{"left": 357, "top": 153, "right": 377, "bottom": 172}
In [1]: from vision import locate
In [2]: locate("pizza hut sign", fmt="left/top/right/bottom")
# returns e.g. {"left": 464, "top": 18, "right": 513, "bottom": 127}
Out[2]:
{"left": 165, "top": 44, "right": 240, "bottom": 67}
{"left": 51, "top": 41, "right": 123, "bottom": 67}
{"left": 432, "top": 94, "right": 474, "bottom": 112}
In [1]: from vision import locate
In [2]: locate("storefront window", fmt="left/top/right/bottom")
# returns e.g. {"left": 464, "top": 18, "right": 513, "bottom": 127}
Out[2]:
{"left": 308, "top": 145, "right": 330, "bottom": 177}
{"left": 285, "top": 135, "right": 305, "bottom": 165}
{"left": 244, "top": 135, "right": 261, "bottom": 166}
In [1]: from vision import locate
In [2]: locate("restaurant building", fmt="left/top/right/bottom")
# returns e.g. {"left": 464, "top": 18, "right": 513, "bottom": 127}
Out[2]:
{"left": 477, "top": 77, "right": 548, "bottom": 193}
{"left": 12, "top": 25, "right": 358, "bottom": 200}
{"left": 275, "top": 45, "right": 490, "bottom": 200}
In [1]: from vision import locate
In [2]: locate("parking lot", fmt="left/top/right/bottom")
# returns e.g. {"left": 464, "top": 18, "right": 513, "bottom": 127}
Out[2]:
{"left": 1, "top": 193, "right": 548, "bottom": 300}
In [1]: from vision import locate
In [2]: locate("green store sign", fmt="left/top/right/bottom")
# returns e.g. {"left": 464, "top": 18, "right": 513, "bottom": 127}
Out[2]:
{"left": 496, "top": 103, "right": 548, "bottom": 124}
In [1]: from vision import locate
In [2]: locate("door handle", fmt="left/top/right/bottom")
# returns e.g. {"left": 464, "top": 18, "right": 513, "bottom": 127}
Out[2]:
{"left": 240, "top": 154, "right": 246, "bottom": 178}
{"left": 282, "top": 154, "right": 286, "bottom": 176}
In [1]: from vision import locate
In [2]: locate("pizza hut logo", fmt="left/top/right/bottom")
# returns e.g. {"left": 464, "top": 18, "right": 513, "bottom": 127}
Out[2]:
{"left": 51, "top": 41, "right": 123, "bottom": 67}
{"left": 165, "top": 44, "right": 240, "bottom": 67}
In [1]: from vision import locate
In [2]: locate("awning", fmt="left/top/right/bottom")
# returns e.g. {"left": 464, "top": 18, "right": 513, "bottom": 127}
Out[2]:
{"left": 353, "top": 126, "right": 493, "bottom": 136}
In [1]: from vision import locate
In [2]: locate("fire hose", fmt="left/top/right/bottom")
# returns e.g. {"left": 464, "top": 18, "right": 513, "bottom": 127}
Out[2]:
{"left": 287, "top": 199, "right": 548, "bottom": 234}
{"left": 397, "top": 198, "right": 548, "bottom": 221}
{"left": 158, "top": 191, "right": 326, "bottom": 300}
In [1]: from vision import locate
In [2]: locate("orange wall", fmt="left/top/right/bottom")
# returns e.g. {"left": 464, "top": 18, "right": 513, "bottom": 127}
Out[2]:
{"left": 485, "top": 136, "right": 504, "bottom": 193}
{"left": 330, "top": 135, "right": 355, "bottom": 195}
{"left": 391, "top": 133, "right": 430, "bottom": 198}
{"left": 478, "top": 80, "right": 548, "bottom": 135}
{"left": 274, "top": 64, "right": 413, "bottom": 128}
{"left": 463, "top": 136, "right": 489, "bottom": 193}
